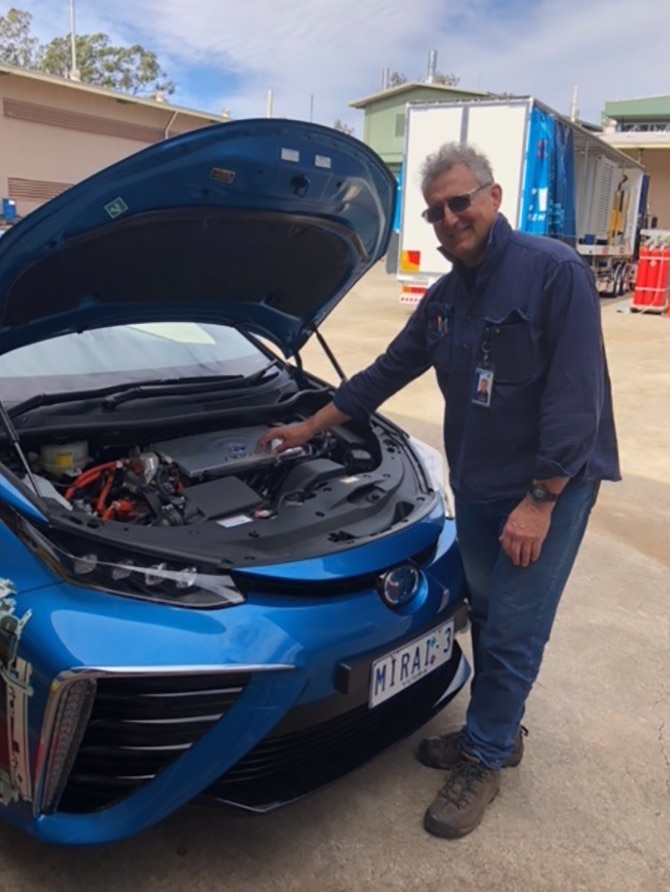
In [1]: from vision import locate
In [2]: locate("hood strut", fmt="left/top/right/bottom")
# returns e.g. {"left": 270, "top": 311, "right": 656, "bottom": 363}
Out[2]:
{"left": 313, "top": 328, "right": 348, "bottom": 382}
{"left": 0, "top": 401, "right": 46, "bottom": 511}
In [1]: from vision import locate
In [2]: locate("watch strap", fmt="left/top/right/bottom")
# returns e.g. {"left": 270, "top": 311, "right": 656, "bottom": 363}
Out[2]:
{"left": 527, "top": 483, "right": 560, "bottom": 503}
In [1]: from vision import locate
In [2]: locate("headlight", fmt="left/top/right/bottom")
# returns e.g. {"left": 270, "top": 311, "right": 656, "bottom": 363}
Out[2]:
{"left": 408, "top": 435, "right": 446, "bottom": 490}
{"left": 16, "top": 519, "right": 245, "bottom": 609}
{"left": 408, "top": 436, "right": 454, "bottom": 518}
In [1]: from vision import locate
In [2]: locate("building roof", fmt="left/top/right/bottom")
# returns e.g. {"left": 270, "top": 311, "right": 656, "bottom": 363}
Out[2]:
{"left": 604, "top": 95, "right": 670, "bottom": 120}
{"left": 0, "top": 61, "right": 226, "bottom": 124}
{"left": 575, "top": 118, "right": 603, "bottom": 133}
{"left": 601, "top": 130, "right": 670, "bottom": 151}
{"left": 349, "top": 81, "right": 488, "bottom": 109}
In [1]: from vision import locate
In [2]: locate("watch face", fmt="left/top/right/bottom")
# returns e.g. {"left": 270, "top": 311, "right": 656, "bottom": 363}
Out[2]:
{"left": 530, "top": 484, "right": 558, "bottom": 502}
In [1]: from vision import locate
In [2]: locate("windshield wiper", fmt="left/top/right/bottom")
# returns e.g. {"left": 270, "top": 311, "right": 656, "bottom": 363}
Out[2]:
{"left": 6, "top": 362, "right": 282, "bottom": 420}
{"left": 101, "top": 374, "right": 246, "bottom": 410}
{"left": 6, "top": 374, "right": 242, "bottom": 420}
{"left": 102, "top": 361, "right": 281, "bottom": 410}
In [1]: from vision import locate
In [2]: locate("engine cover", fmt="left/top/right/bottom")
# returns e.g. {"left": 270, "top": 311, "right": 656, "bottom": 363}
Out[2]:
{"left": 153, "top": 426, "right": 281, "bottom": 479}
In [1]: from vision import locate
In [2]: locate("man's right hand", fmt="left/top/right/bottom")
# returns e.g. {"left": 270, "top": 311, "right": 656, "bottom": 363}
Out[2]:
{"left": 257, "top": 401, "right": 352, "bottom": 454}
{"left": 258, "top": 421, "right": 315, "bottom": 454}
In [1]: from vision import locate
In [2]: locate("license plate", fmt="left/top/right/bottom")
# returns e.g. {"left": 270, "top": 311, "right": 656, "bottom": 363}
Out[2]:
{"left": 369, "top": 619, "right": 455, "bottom": 708}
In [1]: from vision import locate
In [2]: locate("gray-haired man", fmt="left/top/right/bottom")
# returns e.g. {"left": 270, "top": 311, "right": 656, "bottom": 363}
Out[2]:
{"left": 260, "top": 143, "right": 619, "bottom": 838}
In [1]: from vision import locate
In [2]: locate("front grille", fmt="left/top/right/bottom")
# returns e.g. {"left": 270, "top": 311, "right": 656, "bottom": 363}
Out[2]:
{"left": 204, "top": 642, "right": 464, "bottom": 812}
{"left": 58, "top": 671, "right": 250, "bottom": 813}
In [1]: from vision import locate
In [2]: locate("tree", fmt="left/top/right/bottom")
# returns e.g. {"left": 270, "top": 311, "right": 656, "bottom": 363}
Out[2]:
{"left": 333, "top": 118, "right": 355, "bottom": 136}
{"left": 38, "top": 33, "right": 175, "bottom": 95}
{"left": 387, "top": 71, "right": 407, "bottom": 88}
{"left": 432, "top": 71, "right": 460, "bottom": 87}
{"left": 0, "top": 7, "right": 39, "bottom": 68}
{"left": 383, "top": 69, "right": 461, "bottom": 89}
{"left": 0, "top": 7, "right": 175, "bottom": 96}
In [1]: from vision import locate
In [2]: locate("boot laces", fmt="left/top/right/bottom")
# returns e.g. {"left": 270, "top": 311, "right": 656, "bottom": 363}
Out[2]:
{"left": 439, "top": 757, "right": 493, "bottom": 810}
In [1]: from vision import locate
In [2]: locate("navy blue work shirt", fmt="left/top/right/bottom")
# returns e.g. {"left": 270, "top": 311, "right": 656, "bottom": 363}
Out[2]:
{"left": 333, "top": 214, "right": 620, "bottom": 503}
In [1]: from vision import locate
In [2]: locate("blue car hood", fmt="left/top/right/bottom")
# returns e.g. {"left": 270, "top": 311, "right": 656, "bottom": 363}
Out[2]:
{"left": 0, "top": 119, "right": 396, "bottom": 356}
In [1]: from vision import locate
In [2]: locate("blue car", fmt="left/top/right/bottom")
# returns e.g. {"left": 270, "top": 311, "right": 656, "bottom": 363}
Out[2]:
{"left": 0, "top": 119, "right": 469, "bottom": 845}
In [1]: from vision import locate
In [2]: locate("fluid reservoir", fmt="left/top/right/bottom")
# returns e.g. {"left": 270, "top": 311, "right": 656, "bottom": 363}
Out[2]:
{"left": 40, "top": 441, "right": 89, "bottom": 477}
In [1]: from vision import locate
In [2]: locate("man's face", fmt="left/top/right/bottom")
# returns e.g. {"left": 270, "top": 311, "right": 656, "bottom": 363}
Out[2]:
{"left": 423, "top": 164, "right": 502, "bottom": 267}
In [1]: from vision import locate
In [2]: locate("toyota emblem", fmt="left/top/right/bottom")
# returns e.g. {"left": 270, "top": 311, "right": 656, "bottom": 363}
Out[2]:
{"left": 378, "top": 564, "right": 420, "bottom": 608}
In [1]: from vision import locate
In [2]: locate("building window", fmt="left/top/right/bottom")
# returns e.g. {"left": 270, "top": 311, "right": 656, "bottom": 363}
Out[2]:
{"left": 395, "top": 114, "right": 405, "bottom": 138}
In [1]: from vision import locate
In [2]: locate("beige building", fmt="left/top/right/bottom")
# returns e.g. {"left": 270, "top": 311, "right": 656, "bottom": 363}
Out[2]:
{"left": 601, "top": 96, "right": 670, "bottom": 229}
{"left": 0, "top": 62, "right": 227, "bottom": 223}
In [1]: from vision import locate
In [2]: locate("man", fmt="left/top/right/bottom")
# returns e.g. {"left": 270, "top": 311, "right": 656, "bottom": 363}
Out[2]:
{"left": 258, "top": 143, "right": 619, "bottom": 838}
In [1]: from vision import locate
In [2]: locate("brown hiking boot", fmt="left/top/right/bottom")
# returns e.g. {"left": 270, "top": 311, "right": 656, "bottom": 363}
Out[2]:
{"left": 423, "top": 753, "right": 501, "bottom": 839}
{"left": 416, "top": 725, "right": 526, "bottom": 770}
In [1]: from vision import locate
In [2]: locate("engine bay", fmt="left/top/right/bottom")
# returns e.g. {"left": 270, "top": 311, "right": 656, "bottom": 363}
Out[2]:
{"left": 2, "top": 410, "right": 435, "bottom": 564}
{"left": 20, "top": 422, "right": 381, "bottom": 526}
{"left": 47, "top": 426, "right": 318, "bottom": 527}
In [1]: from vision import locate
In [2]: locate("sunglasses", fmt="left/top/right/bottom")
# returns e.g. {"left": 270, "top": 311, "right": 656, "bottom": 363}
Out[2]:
{"left": 421, "top": 183, "right": 492, "bottom": 223}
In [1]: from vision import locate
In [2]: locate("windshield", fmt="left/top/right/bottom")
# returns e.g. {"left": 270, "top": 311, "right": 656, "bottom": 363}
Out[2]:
{"left": 0, "top": 322, "right": 272, "bottom": 405}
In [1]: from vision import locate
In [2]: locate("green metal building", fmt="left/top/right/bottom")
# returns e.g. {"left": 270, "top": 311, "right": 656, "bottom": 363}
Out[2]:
{"left": 349, "top": 82, "right": 488, "bottom": 174}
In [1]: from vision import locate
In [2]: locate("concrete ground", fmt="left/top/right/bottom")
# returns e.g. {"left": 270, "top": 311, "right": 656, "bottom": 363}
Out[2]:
{"left": 1, "top": 265, "right": 669, "bottom": 891}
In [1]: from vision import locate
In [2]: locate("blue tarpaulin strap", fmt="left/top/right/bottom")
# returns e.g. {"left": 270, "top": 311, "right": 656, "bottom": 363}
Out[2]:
{"left": 521, "top": 106, "right": 576, "bottom": 244}
{"left": 521, "top": 107, "right": 554, "bottom": 236}
{"left": 392, "top": 165, "right": 403, "bottom": 234}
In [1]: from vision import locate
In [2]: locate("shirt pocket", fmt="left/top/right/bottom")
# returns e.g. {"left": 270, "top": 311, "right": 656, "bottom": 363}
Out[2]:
{"left": 485, "top": 309, "right": 534, "bottom": 384}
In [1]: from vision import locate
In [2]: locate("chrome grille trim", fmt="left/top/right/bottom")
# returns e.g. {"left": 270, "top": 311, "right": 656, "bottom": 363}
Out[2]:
{"left": 35, "top": 666, "right": 272, "bottom": 815}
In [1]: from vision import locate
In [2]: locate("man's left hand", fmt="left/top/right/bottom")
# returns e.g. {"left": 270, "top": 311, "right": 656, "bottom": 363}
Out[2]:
{"left": 500, "top": 498, "right": 553, "bottom": 568}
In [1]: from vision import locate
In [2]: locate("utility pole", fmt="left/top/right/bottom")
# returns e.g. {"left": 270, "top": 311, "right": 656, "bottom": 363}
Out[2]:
{"left": 569, "top": 85, "right": 579, "bottom": 123}
{"left": 69, "top": 0, "right": 81, "bottom": 81}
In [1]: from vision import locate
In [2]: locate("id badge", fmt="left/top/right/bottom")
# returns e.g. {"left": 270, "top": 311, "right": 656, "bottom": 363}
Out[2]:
{"left": 472, "top": 366, "right": 494, "bottom": 407}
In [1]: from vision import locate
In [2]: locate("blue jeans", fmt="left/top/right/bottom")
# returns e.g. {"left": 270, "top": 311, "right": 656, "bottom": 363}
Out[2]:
{"left": 455, "top": 479, "right": 600, "bottom": 770}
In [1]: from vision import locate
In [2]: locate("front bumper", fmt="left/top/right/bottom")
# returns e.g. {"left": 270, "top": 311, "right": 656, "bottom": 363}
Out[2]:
{"left": 3, "top": 519, "right": 469, "bottom": 844}
{"left": 204, "top": 626, "right": 469, "bottom": 812}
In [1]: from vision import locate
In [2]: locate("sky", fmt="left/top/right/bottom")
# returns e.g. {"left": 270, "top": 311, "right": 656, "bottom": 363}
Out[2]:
{"left": 7, "top": 0, "right": 670, "bottom": 133}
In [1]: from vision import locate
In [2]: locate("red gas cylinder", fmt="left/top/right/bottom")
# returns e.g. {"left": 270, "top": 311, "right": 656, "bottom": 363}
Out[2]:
{"left": 655, "top": 248, "right": 670, "bottom": 305}
{"left": 632, "top": 247, "right": 652, "bottom": 309}
{"left": 633, "top": 246, "right": 670, "bottom": 311}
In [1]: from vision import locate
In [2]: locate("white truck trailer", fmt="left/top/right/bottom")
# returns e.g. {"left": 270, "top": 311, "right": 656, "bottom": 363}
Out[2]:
{"left": 396, "top": 97, "right": 646, "bottom": 304}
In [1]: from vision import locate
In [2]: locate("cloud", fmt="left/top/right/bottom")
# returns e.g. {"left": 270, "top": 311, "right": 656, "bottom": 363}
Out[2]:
{"left": 91, "top": 0, "right": 449, "bottom": 125}
{"left": 444, "top": 0, "right": 670, "bottom": 122}
{"left": 12, "top": 0, "right": 670, "bottom": 132}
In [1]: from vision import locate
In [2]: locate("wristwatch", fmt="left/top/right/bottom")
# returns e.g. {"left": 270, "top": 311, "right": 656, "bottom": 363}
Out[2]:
{"left": 527, "top": 482, "right": 560, "bottom": 503}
